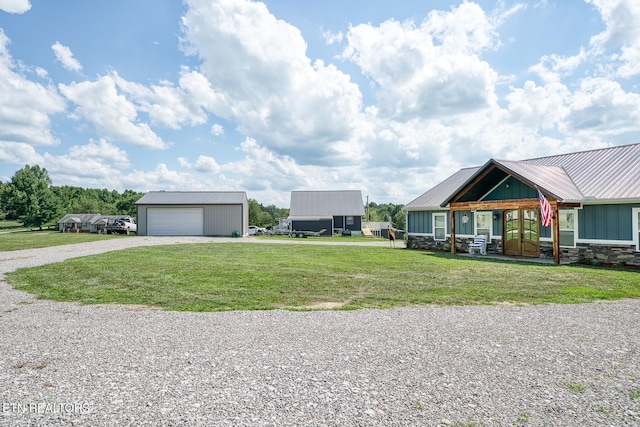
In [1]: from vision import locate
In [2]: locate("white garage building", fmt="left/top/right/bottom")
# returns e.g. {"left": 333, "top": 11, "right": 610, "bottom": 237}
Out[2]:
{"left": 136, "top": 191, "right": 248, "bottom": 237}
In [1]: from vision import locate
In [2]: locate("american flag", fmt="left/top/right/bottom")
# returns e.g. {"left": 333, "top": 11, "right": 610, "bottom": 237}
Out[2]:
{"left": 538, "top": 189, "right": 553, "bottom": 227}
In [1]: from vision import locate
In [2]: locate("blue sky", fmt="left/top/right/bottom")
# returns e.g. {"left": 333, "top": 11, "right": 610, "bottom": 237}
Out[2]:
{"left": 0, "top": 0, "right": 639, "bottom": 206}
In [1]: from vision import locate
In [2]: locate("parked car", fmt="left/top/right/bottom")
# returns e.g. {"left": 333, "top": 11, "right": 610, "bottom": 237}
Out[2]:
{"left": 248, "top": 225, "right": 264, "bottom": 235}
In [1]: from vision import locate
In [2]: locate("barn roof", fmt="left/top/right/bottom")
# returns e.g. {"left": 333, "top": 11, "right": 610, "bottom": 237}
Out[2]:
{"left": 289, "top": 190, "right": 365, "bottom": 218}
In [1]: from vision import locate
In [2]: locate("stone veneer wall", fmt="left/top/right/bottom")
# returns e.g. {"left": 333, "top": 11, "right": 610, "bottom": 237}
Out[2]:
{"left": 408, "top": 235, "right": 640, "bottom": 266}
{"left": 550, "top": 242, "right": 640, "bottom": 266}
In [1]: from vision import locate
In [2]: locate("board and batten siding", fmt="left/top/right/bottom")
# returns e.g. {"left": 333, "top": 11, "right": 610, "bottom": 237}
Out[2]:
{"left": 579, "top": 204, "right": 639, "bottom": 241}
{"left": 484, "top": 177, "right": 538, "bottom": 201}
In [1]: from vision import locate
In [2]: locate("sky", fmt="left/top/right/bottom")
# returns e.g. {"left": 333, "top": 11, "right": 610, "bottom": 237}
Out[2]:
{"left": 0, "top": 0, "right": 639, "bottom": 207}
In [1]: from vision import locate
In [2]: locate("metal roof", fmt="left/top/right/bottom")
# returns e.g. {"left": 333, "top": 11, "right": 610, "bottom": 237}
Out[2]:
{"left": 406, "top": 143, "right": 640, "bottom": 209}
{"left": 404, "top": 168, "right": 479, "bottom": 210}
{"left": 492, "top": 160, "right": 584, "bottom": 201}
{"left": 522, "top": 144, "right": 640, "bottom": 200}
{"left": 136, "top": 191, "right": 248, "bottom": 205}
{"left": 289, "top": 190, "right": 365, "bottom": 217}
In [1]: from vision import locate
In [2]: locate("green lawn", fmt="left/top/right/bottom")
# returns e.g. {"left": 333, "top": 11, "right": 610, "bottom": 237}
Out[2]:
{"left": 6, "top": 243, "right": 640, "bottom": 311}
{"left": 0, "top": 230, "right": 126, "bottom": 252}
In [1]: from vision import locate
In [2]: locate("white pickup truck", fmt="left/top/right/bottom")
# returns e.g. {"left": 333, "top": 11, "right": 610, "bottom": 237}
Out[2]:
{"left": 106, "top": 217, "right": 137, "bottom": 235}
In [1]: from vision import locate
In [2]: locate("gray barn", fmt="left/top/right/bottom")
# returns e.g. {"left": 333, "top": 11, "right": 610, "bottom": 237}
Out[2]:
{"left": 136, "top": 191, "right": 248, "bottom": 237}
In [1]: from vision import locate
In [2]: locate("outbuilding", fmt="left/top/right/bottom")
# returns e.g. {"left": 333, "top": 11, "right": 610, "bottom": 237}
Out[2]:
{"left": 135, "top": 191, "right": 248, "bottom": 237}
{"left": 288, "top": 190, "right": 365, "bottom": 236}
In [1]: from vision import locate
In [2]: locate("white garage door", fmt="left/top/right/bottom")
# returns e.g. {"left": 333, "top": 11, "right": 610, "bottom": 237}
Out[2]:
{"left": 147, "top": 208, "right": 204, "bottom": 236}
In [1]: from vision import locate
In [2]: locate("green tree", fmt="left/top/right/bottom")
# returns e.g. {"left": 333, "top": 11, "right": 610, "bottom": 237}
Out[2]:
{"left": 2, "top": 165, "right": 61, "bottom": 229}
{"left": 116, "top": 189, "right": 144, "bottom": 216}
{"left": 393, "top": 209, "right": 406, "bottom": 230}
{"left": 249, "top": 199, "right": 278, "bottom": 227}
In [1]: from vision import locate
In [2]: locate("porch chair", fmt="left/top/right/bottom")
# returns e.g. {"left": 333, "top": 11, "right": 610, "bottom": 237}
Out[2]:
{"left": 469, "top": 235, "right": 487, "bottom": 255}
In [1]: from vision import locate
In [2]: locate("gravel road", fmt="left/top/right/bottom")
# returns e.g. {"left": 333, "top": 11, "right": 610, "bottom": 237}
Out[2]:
{"left": 0, "top": 237, "right": 639, "bottom": 426}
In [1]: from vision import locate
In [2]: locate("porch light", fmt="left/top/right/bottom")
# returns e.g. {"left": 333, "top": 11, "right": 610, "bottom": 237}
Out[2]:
{"left": 493, "top": 213, "right": 499, "bottom": 220}
{"left": 462, "top": 214, "right": 469, "bottom": 224}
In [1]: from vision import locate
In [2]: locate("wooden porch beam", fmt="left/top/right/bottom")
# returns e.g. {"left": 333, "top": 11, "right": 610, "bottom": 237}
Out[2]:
{"left": 450, "top": 199, "right": 541, "bottom": 211}
{"left": 552, "top": 201, "right": 560, "bottom": 264}
{"left": 450, "top": 209, "right": 456, "bottom": 255}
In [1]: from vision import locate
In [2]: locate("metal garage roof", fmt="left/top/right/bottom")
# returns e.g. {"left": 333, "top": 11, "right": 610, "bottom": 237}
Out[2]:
{"left": 136, "top": 191, "right": 247, "bottom": 205}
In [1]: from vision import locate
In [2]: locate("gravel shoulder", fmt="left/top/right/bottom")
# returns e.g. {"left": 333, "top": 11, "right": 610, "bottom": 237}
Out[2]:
{"left": 1, "top": 237, "right": 639, "bottom": 426}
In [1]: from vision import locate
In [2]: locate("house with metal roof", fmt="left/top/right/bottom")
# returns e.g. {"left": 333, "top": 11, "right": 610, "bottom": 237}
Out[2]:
{"left": 404, "top": 143, "right": 640, "bottom": 265}
{"left": 288, "top": 190, "right": 366, "bottom": 236}
{"left": 135, "top": 191, "right": 248, "bottom": 236}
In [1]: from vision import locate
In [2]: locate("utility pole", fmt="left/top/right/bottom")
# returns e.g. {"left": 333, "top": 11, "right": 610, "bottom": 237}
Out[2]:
{"left": 366, "top": 195, "right": 369, "bottom": 222}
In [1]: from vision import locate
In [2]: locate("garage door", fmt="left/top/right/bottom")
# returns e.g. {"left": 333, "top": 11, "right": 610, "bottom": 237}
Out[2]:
{"left": 147, "top": 208, "right": 204, "bottom": 236}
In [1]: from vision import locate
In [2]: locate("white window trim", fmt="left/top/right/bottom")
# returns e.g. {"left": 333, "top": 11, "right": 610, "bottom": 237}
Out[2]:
{"left": 633, "top": 208, "right": 640, "bottom": 252}
{"left": 433, "top": 212, "right": 447, "bottom": 241}
{"left": 559, "top": 208, "right": 577, "bottom": 248}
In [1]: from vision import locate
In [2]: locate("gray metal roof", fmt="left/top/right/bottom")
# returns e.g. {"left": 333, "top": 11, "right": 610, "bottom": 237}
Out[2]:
{"left": 405, "top": 143, "right": 640, "bottom": 209}
{"left": 404, "top": 168, "right": 478, "bottom": 210}
{"left": 522, "top": 144, "right": 640, "bottom": 200}
{"left": 492, "top": 160, "right": 584, "bottom": 201}
{"left": 136, "top": 191, "right": 248, "bottom": 205}
{"left": 289, "top": 190, "right": 365, "bottom": 217}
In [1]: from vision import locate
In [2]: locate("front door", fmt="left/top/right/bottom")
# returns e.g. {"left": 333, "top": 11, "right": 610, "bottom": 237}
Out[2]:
{"left": 504, "top": 209, "right": 540, "bottom": 257}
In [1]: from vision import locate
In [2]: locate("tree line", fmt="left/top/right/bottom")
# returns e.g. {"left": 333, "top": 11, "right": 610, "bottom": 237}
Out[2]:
{"left": 1, "top": 165, "right": 405, "bottom": 230}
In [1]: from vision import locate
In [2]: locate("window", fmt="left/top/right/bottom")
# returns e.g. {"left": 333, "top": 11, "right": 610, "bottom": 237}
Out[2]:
{"left": 433, "top": 213, "right": 446, "bottom": 240}
{"left": 475, "top": 212, "right": 491, "bottom": 239}
{"left": 346, "top": 216, "right": 354, "bottom": 226}
{"left": 559, "top": 210, "right": 575, "bottom": 247}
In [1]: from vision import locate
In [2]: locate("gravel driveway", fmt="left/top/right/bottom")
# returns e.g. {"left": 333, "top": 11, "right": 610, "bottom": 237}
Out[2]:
{"left": 1, "top": 237, "right": 639, "bottom": 426}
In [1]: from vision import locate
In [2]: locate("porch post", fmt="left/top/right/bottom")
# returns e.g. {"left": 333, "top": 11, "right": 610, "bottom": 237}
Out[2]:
{"left": 552, "top": 202, "right": 560, "bottom": 264}
{"left": 450, "top": 209, "right": 456, "bottom": 255}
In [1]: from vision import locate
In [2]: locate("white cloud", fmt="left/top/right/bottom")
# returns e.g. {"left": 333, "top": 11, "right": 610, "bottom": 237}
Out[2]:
{"left": 66, "top": 138, "right": 131, "bottom": 168}
{"left": 51, "top": 41, "right": 82, "bottom": 73}
{"left": 123, "top": 163, "right": 223, "bottom": 192}
{"left": 0, "top": 0, "right": 30, "bottom": 14}
{"left": 180, "top": 155, "right": 220, "bottom": 173}
{"left": 112, "top": 69, "right": 222, "bottom": 130}
{"left": 561, "top": 77, "right": 640, "bottom": 135}
{"left": 0, "top": 30, "right": 65, "bottom": 147}
{"left": 587, "top": 0, "right": 640, "bottom": 77}
{"left": 58, "top": 75, "right": 168, "bottom": 149}
{"left": 322, "top": 30, "right": 343, "bottom": 45}
{"left": 181, "top": 0, "right": 365, "bottom": 164}
{"left": 342, "top": 2, "right": 499, "bottom": 120}
{"left": 210, "top": 124, "right": 224, "bottom": 136}
{"left": 507, "top": 80, "right": 570, "bottom": 130}
{"left": 0, "top": 141, "right": 44, "bottom": 165}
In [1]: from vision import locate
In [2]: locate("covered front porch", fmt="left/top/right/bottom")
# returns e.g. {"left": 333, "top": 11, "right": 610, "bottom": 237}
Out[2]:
{"left": 449, "top": 198, "right": 563, "bottom": 264}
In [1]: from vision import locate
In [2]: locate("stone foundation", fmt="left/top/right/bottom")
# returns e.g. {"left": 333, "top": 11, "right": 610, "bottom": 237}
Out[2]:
{"left": 560, "top": 243, "right": 640, "bottom": 266}
{"left": 407, "top": 235, "right": 640, "bottom": 266}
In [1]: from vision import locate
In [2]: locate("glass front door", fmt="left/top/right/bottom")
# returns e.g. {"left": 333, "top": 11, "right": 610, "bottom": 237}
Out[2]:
{"left": 504, "top": 209, "right": 540, "bottom": 257}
